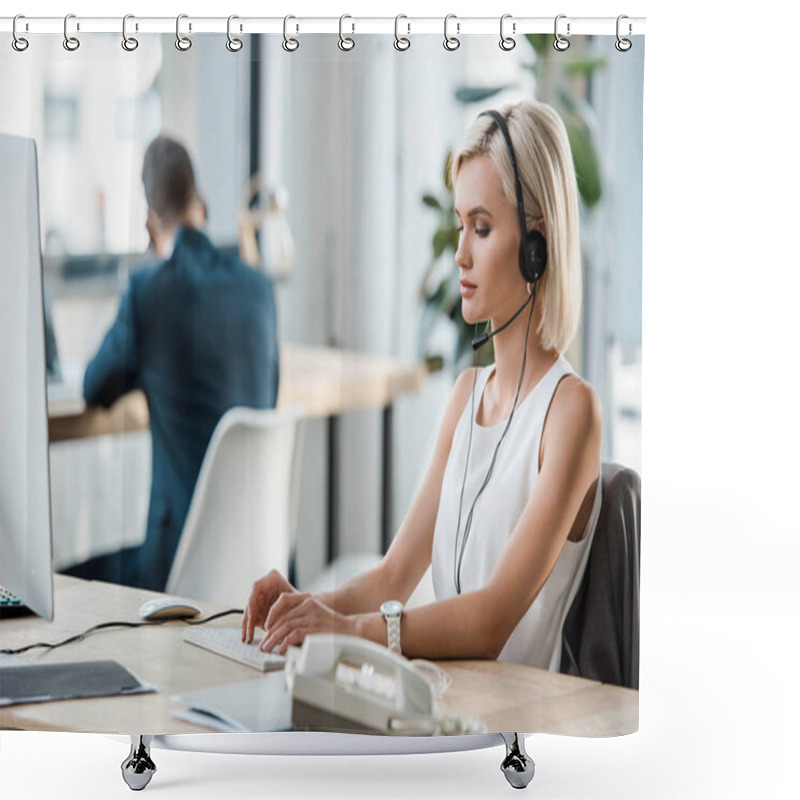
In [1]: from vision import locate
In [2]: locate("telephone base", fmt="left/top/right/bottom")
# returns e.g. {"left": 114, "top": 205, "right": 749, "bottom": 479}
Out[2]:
{"left": 291, "top": 698, "right": 435, "bottom": 737}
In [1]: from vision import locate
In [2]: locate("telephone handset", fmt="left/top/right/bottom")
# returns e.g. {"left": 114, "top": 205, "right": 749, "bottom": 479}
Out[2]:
{"left": 285, "top": 634, "right": 484, "bottom": 736}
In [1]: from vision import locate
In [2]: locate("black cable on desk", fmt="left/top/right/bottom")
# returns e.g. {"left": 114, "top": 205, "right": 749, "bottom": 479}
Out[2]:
{"left": 0, "top": 608, "right": 244, "bottom": 656}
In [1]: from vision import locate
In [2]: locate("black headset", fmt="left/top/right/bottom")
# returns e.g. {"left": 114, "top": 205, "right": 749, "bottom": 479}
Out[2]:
{"left": 454, "top": 109, "right": 546, "bottom": 592}
{"left": 470, "top": 110, "right": 547, "bottom": 352}
{"left": 479, "top": 109, "right": 547, "bottom": 285}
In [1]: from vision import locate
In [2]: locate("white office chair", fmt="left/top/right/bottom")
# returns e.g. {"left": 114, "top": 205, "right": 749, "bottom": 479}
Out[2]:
{"left": 165, "top": 406, "right": 305, "bottom": 608}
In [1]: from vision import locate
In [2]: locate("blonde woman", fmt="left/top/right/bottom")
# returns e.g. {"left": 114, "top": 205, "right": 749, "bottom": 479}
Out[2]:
{"left": 242, "top": 99, "right": 602, "bottom": 671}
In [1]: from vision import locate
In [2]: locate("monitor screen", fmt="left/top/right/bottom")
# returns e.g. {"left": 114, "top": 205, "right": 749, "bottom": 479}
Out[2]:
{"left": 0, "top": 134, "right": 54, "bottom": 621}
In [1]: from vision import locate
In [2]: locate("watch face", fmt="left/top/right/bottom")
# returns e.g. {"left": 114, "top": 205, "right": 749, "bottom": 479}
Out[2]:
{"left": 381, "top": 600, "right": 403, "bottom": 617}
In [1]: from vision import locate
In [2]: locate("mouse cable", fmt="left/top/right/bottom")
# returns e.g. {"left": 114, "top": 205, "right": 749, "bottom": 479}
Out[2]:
{"left": 0, "top": 607, "right": 244, "bottom": 656}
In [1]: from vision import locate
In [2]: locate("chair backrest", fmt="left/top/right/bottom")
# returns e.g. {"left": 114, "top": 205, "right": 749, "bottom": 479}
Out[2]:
{"left": 165, "top": 406, "right": 305, "bottom": 607}
{"left": 560, "top": 462, "right": 641, "bottom": 689}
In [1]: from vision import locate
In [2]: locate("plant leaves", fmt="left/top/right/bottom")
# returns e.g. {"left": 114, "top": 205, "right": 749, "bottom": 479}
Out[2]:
{"left": 524, "top": 34, "right": 550, "bottom": 57}
{"left": 433, "top": 226, "right": 455, "bottom": 259}
{"left": 564, "top": 115, "right": 602, "bottom": 207}
{"left": 559, "top": 91, "right": 602, "bottom": 207}
{"left": 563, "top": 58, "right": 606, "bottom": 79}
{"left": 422, "top": 194, "right": 441, "bottom": 209}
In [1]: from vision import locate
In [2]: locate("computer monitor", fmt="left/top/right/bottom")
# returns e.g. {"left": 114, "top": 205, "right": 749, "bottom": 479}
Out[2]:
{"left": 0, "top": 133, "right": 55, "bottom": 621}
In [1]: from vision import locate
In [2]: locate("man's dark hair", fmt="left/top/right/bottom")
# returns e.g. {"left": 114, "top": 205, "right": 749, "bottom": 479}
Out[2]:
{"left": 142, "top": 135, "right": 197, "bottom": 224}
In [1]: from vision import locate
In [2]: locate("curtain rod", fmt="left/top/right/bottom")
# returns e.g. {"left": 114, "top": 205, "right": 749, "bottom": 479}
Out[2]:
{"left": 0, "top": 16, "right": 646, "bottom": 37}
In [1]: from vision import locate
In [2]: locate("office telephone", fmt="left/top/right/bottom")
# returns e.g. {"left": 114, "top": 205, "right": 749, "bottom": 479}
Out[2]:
{"left": 285, "top": 634, "right": 484, "bottom": 736}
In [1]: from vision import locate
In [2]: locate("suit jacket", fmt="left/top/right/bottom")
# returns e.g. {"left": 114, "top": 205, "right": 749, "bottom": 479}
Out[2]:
{"left": 84, "top": 227, "right": 280, "bottom": 590}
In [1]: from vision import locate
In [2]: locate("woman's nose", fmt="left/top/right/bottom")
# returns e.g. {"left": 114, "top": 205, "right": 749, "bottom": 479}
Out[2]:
{"left": 454, "top": 232, "right": 469, "bottom": 270}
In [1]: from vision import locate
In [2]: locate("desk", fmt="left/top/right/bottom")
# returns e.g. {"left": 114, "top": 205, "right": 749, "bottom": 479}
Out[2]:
{"left": 0, "top": 576, "right": 638, "bottom": 737}
{"left": 47, "top": 344, "right": 428, "bottom": 560}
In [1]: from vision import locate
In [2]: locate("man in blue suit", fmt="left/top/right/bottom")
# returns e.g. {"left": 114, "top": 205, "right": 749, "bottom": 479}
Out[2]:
{"left": 65, "top": 136, "right": 280, "bottom": 591}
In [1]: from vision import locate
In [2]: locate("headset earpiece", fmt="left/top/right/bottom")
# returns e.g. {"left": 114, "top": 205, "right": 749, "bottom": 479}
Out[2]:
{"left": 522, "top": 229, "right": 547, "bottom": 284}
{"left": 479, "top": 109, "right": 547, "bottom": 287}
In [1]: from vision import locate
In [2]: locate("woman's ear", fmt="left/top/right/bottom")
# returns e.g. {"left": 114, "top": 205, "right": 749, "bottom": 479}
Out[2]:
{"left": 531, "top": 217, "right": 547, "bottom": 239}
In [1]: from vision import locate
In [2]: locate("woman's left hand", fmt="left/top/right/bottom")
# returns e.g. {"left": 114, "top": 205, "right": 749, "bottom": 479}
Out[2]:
{"left": 259, "top": 592, "right": 357, "bottom": 654}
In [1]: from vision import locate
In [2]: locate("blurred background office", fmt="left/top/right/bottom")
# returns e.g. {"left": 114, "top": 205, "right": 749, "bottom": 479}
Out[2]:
{"left": 0, "top": 33, "right": 642, "bottom": 593}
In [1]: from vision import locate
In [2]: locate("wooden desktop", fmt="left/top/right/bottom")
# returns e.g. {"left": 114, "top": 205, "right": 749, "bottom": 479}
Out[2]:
{"left": 0, "top": 575, "right": 638, "bottom": 737}
{"left": 47, "top": 343, "right": 427, "bottom": 442}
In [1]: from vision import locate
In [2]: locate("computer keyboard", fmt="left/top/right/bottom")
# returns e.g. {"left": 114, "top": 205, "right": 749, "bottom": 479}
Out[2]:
{"left": 0, "top": 585, "right": 31, "bottom": 618}
{"left": 183, "top": 627, "right": 286, "bottom": 672}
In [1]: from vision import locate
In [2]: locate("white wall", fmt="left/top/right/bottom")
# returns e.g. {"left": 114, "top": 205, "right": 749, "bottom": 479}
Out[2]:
{"left": 261, "top": 35, "right": 472, "bottom": 584}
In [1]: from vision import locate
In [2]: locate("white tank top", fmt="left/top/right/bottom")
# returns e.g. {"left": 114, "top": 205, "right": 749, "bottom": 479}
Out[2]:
{"left": 431, "top": 355, "right": 601, "bottom": 670}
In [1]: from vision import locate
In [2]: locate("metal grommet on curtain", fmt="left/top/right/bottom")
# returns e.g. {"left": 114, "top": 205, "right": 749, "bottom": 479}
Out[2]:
{"left": 443, "top": 14, "right": 460, "bottom": 51}
{"left": 175, "top": 14, "right": 192, "bottom": 51}
{"left": 282, "top": 15, "right": 299, "bottom": 52}
{"left": 394, "top": 15, "right": 410, "bottom": 51}
{"left": 338, "top": 15, "right": 355, "bottom": 51}
{"left": 12, "top": 14, "right": 29, "bottom": 52}
{"left": 226, "top": 15, "right": 243, "bottom": 52}
{"left": 63, "top": 14, "right": 80, "bottom": 51}
{"left": 122, "top": 14, "right": 139, "bottom": 51}
{"left": 615, "top": 15, "right": 632, "bottom": 51}
{"left": 553, "top": 14, "right": 570, "bottom": 51}
{"left": 499, "top": 14, "right": 515, "bottom": 51}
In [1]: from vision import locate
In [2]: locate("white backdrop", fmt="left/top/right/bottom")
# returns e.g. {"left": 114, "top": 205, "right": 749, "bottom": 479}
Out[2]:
{"left": 2, "top": 1, "right": 798, "bottom": 799}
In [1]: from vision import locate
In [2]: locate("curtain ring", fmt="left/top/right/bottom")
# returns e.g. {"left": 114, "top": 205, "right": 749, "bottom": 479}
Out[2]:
{"left": 63, "top": 13, "right": 80, "bottom": 51}
{"left": 615, "top": 15, "right": 632, "bottom": 52}
{"left": 122, "top": 14, "right": 138, "bottom": 51}
{"left": 282, "top": 15, "right": 299, "bottom": 52}
{"left": 12, "top": 14, "right": 29, "bottom": 52}
{"left": 394, "top": 14, "right": 410, "bottom": 51}
{"left": 338, "top": 14, "right": 355, "bottom": 51}
{"left": 553, "top": 15, "right": 570, "bottom": 51}
{"left": 175, "top": 13, "right": 192, "bottom": 51}
{"left": 499, "top": 14, "right": 515, "bottom": 51}
{"left": 226, "top": 15, "right": 243, "bottom": 52}
{"left": 443, "top": 14, "right": 460, "bottom": 51}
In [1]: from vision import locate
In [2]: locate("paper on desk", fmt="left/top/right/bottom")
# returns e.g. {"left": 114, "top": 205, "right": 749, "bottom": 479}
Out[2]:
{"left": 171, "top": 672, "right": 292, "bottom": 733}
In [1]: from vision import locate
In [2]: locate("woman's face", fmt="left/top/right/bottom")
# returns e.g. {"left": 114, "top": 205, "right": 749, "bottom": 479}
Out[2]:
{"left": 453, "top": 155, "right": 527, "bottom": 326}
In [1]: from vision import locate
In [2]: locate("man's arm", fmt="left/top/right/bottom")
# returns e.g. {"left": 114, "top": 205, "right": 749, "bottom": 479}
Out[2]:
{"left": 83, "top": 286, "right": 139, "bottom": 408}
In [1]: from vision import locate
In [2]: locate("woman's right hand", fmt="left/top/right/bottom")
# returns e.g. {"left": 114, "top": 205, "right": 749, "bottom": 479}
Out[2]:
{"left": 241, "top": 570, "right": 297, "bottom": 644}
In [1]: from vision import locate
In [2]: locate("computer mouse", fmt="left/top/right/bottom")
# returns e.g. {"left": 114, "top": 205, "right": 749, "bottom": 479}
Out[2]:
{"left": 138, "top": 596, "right": 202, "bottom": 621}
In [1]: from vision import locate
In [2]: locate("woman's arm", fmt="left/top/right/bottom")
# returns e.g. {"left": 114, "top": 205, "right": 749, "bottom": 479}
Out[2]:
{"left": 261, "top": 375, "right": 602, "bottom": 659}
{"left": 314, "top": 368, "right": 478, "bottom": 613}
{"left": 243, "top": 368, "right": 477, "bottom": 643}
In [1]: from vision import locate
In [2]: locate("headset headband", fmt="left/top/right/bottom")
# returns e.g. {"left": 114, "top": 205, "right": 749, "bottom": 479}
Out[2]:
{"left": 479, "top": 110, "right": 529, "bottom": 276}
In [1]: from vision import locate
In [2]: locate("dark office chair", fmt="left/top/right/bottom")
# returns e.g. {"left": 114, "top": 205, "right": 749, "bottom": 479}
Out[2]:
{"left": 560, "top": 462, "right": 641, "bottom": 690}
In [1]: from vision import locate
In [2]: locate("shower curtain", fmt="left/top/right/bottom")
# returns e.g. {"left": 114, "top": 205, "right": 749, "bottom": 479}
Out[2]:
{"left": 0, "top": 17, "right": 643, "bottom": 742}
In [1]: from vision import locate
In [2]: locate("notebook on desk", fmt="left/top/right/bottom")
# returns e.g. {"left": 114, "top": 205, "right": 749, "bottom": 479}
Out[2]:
{"left": 0, "top": 660, "right": 155, "bottom": 706}
{"left": 171, "top": 672, "right": 292, "bottom": 733}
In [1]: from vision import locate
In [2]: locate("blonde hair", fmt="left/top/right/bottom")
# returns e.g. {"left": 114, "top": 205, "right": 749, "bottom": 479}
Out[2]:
{"left": 451, "top": 100, "right": 582, "bottom": 354}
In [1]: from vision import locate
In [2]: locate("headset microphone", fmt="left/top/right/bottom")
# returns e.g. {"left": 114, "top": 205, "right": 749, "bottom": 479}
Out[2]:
{"left": 467, "top": 110, "right": 547, "bottom": 354}
{"left": 454, "top": 108, "right": 548, "bottom": 595}
{"left": 471, "top": 288, "right": 535, "bottom": 351}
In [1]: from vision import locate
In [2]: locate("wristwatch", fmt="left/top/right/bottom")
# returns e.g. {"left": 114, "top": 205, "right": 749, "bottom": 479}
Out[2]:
{"left": 380, "top": 600, "right": 404, "bottom": 654}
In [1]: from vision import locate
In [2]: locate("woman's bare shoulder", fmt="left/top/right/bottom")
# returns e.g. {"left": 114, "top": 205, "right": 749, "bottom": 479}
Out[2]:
{"left": 439, "top": 366, "right": 483, "bottom": 440}
{"left": 549, "top": 373, "right": 602, "bottom": 439}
